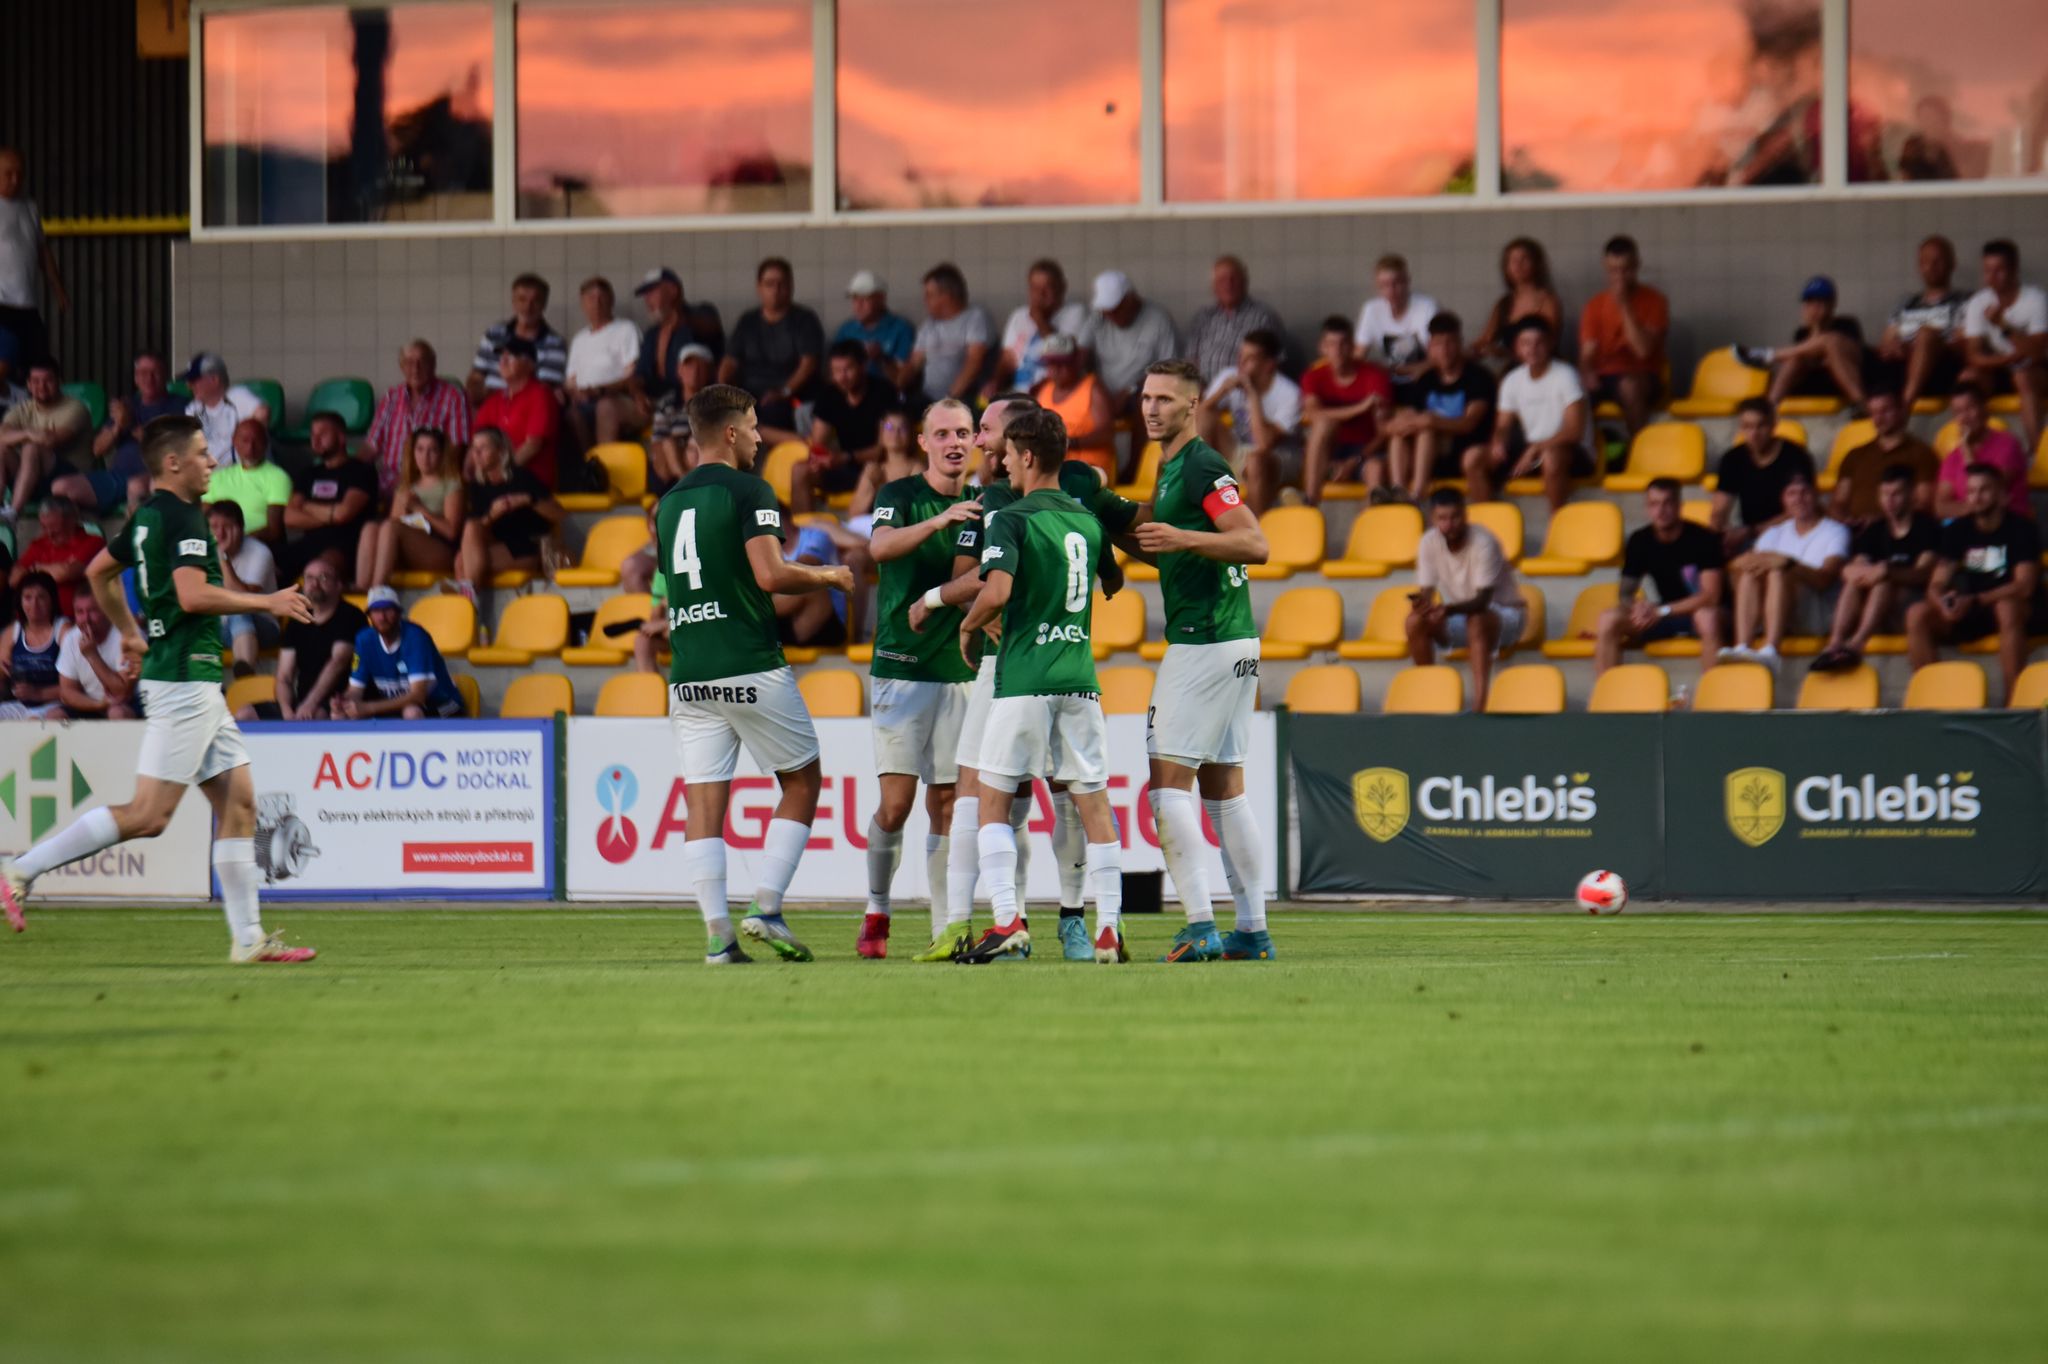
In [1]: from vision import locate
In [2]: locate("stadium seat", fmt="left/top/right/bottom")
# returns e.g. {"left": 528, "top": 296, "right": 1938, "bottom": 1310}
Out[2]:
{"left": 758, "top": 441, "right": 809, "bottom": 505}
{"left": 1248, "top": 505, "right": 1325, "bottom": 579}
{"left": 1098, "top": 665, "right": 1155, "bottom": 715}
{"left": 555, "top": 515, "right": 651, "bottom": 587}
{"left": 288, "top": 376, "right": 376, "bottom": 440}
{"left": 845, "top": 644, "right": 873, "bottom": 664}
{"left": 595, "top": 672, "right": 667, "bottom": 717}
{"left": 1680, "top": 499, "right": 1715, "bottom": 527}
{"left": 453, "top": 673, "right": 481, "bottom": 718}
{"left": 1284, "top": 664, "right": 1361, "bottom": 713}
{"left": 1383, "top": 665, "right": 1463, "bottom": 714}
{"left": 1092, "top": 590, "right": 1143, "bottom": 658}
{"left": 1774, "top": 417, "right": 1809, "bottom": 449}
{"left": 1603, "top": 422, "right": 1706, "bottom": 492}
{"left": 1113, "top": 442, "right": 1162, "bottom": 500}
{"left": 1796, "top": 663, "right": 1880, "bottom": 710}
{"left": 1336, "top": 588, "right": 1413, "bottom": 660}
{"left": 1817, "top": 419, "right": 1877, "bottom": 491}
{"left": 468, "top": 593, "right": 569, "bottom": 666}
{"left": 1588, "top": 663, "right": 1671, "bottom": 713}
{"left": 388, "top": 571, "right": 439, "bottom": 590}
{"left": 1465, "top": 501, "right": 1524, "bottom": 562}
{"left": 1483, "top": 664, "right": 1566, "bottom": 714}
{"left": 2032, "top": 431, "right": 2048, "bottom": 490}
{"left": 1693, "top": 662, "right": 1773, "bottom": 712}
{"left": 1541, "top": 582, "right": 1621, "bottom": 659}
{"left": 1522, "top": 502, "right": 1624, "bottom": 575}
{"left": 1259, "top": 587, "right": 1343, "bottom": 660}
{"left": 1669, "top": 347, "right": 1767, "bottom": 417}
{"left": 1777, "top": 394, "right": 1842, "bottom": 417}
{"left": 559, "top": 441, "right": 650, "bottom": 513}
{"left": 60, "top": 381, "right": 108, "bottom": 430}
{"left": 225, "top": 674, "right": 275, "bottom": 713}
{"left": 1934, "top": 417, "right": 2008, "bottom": 456}
{"left": 2010, "top": 661, "right": 2048, "bottom": 708}
{"left": 562, "top": 594, "right": 654, "bottom": 666}
{"left": 501, "top": 673, "right": 574, "bottom": 718}
{"left": 410, "top": 594, "right": 477, "bottom": 657}
{"left": 1322, "top": 503, "right": 1421, "bottom": 579}
{"left": 798, "top": 669, "right": 865, "bottom": 717}
{"left": 239, "top": 378, "right": 288, "bottom": 432}
{"left": 1903, "top": 660, "right": 1987, "bottom": 710}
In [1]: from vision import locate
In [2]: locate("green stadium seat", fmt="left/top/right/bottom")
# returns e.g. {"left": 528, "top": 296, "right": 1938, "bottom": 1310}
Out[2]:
{"left": 281, "top": 377, "right": 377, "bottom": 442}
{"left": 240, "top": 377, "right": 288, "bottom": 430}
{"left": 61, "top": 381, "right": 108, "bottom": 430}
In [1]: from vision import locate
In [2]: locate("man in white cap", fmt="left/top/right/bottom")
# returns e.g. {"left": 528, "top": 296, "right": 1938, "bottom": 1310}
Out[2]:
{"left": 831, "top": 270, "right": 914, "bottom": 390}
{"left": 1083, "top": 270, "right": 1179, "bottom": 424}
{"left": 633, "top": 265, "right": 726, "bottom": 434}
{"left": 180, "top": 353, "right": 268, "bottom": 466}
{"left": 650, "top": 342, "right": 717, "bottom": 486}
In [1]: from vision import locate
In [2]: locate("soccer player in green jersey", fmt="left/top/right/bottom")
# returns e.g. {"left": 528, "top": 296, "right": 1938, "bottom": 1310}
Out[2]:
{"left": 0, "top": 416, "right": 318, "bottom": 962}
{"left": 1128, "top": 359, "right": 1276, "bottom": 962}
{"left": 656, "top": 386, "right": 855, "bottom": 965}
{"left": 856, "top": 397, "right": 981, "bottom": 959}
{"left": 954, "top": 408, "right": 1126, "bottom": 965}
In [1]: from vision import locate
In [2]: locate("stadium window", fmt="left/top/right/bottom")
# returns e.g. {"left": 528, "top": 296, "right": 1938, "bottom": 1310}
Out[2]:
{"left": 1500, "top": 0, "right": 1824, "bottom": 192}
{"left": 514, "top": 0, "right": 812, "bottom": 220}
{"left": 1162, "top": 0, "right": 1477, "bottom": 202}
{"left": 835, "top": 0, "right": 1141, "bottom": 210}
{"left": 1847, "top": 0, "right": 2048, "bottom": 183}
{"left": 201, "top": 5, "right": 495, "bottom": 228}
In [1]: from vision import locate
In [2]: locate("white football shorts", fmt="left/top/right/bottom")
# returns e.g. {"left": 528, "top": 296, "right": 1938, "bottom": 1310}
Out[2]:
{"left": 136, "top": 680, "right": 249, "bottom": 787}
{"left": 668, "top": 667, "right": 820, "bottom": 783}
{"left": 1145, "top": 638, "right": 1261, "bottom": 770}
{"left": 871, "top": 676, "right": 970, "bottom": 785}
{"left": 978, "top": 692, "right": 1109, "bottom": 794}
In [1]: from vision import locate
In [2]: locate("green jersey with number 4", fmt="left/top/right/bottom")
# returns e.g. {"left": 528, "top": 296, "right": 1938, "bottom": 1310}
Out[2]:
{"left": 108, "top": 490, "right": 225, "bottom": 683}
{"left": 870, "top": 473, "right": 975, "bottom": 683}
{"left": 979, "top": 488, "right": 1102, "bottom": 698}
{"left": 655, "top": 462, "right": 786, "bottom": 684}
{"left": 1151, "top": 437, "right": 1257, "bottom": 645}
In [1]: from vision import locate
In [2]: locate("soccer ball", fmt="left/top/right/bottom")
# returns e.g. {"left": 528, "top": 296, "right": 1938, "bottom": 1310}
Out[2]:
{"left": 1576, "top": 870, "right": 1627, "bottom": 915}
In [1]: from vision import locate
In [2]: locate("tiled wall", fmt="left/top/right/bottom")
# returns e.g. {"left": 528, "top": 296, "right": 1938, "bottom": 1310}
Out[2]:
{"left": 172, "top": 195, "right": 2048, "bottom": 406}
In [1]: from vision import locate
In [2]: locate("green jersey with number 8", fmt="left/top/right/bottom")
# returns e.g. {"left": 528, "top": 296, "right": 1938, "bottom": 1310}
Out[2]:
{"left": 655, "top": 463, "right": 787, "bottom": 684}
{"left": 979, "top": 488, "right": 1102, "bottom": 698}
{"left": 108, "top": 490, "right": 225, "bottom": 683}
{"left": 1150, "top": 437, "right": 1256, "bottom": 645}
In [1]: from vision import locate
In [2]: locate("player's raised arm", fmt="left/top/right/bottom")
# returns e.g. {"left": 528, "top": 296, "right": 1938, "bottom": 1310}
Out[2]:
{"left": 85, "top": 547, "right": 146, "bottom": 673}
{"left": 1133, "top": 495, "right": 1268, "bottom": 564}
{"left": 870, "top": 496, "right": 980, "bottom": 561}
{"left": 174, "top": 566, "right": 313, "bottom": 623}
{"left": 745, "top": 533, "right": 854, "bottom": 597}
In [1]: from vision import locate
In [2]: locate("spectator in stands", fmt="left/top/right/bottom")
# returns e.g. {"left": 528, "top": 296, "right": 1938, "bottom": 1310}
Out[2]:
{"left": 237, "top": 560, "right": 365, "bottom": 722}
{"left": 1724, "top": 474, "right": 1848, "bottom": 667}
{"left": 1480, "top": 319, "right": 1589, "bottom": 511}
{"left": 1408, "top": 487, "right": 1523, "bottom": 711}
{"left": 11, "top": 495, "right": 101, "bottom": 617}
{"left": 1300, "top": 316, "right": 1394, "bottom": 504}
{"left": 1187, "top": 255, "right": 1286, "bottom": 388}
{"left": 458, "top": 426, "right": 563, "bottom": 614}
{"left": 563, "top": 276, "right": 642, "bottom": 452}
{"left": 0, "top": 571, "right": 67, "bottom": 719}
{"left": 1872, "top": 235, "right": 1968, "bottom": 412}
{"left": 1909, "top": 462, "right": 2044, "bottom": 702}
{"left": 281, "top": 412, "right": 376, "bottom": 582}
{"left": 207, "top": 500, "right": 278, "bottom": 677}
{"left": 1383, "top": 313, "right": 1495, "bottom": 506}
{"left": 474, "top": 336, "right": 562, "bottom": 488}
{"left": 0, "top": 148, "right": 67, "bottom": 368}
{"left": 1810, "top": 464, "right": 1939, "bottom": 673}
{"left": 1960, "top": 239, "right": 2048, "bottom": 448}
{"left": 0, "top": 359, "right": 91, "bottom": 519}
{"left": 1935, "top": 383, "right": 2030, "bottom": 520}
{"left": 846, "top": 409, "right": 921, "bottom": 528}
{"left": 363, "top": 427, "right": 467, "bottom": 591}
{"left": 1201, "top": 329, "right": 1302, "bottom": 514}
{"left": 1830, "top": 389, "right": 1938, "bottom": 523}
{"left": 904, "top": 263, "right": 993, "bottom": 406}
{"left": 1033, "top": 335, "right": 1115, "bottom": 479}
{"left": 54, "top": 593, "right": 135, "bottom": 720}
{"left": 802, "top": 339, "right": 894, "bottom": 512}
{"left": 1595, "top": 477, "right": 1725, "bottom": 672}
{"left": 0, "top": 333, "right": 21, "bottom": 410}
{"left": 1354, "top": 254, "right": 1438, "bottom": 388}
{"left": 341, "top": 587, "right": 467, "bottom": 720}
{"left": 721, "top": 256, "right": 824, "bottom": 441}
{"left": 1474, "top": 237, "right": 1563, "bottom": 365}
{"left": 201, "top": 419, "right": 290, "bottom": 547}
{"left": 1711, "top": 397, "right": 1816, "bottom": 554}
{"left": 363, "top": 340, "right": 470, "bottom": 502}
{"left": 649, "top": 343, "right": 714, "bottom": 487}
{"left": 772, "top": 508, "right": 849, "bottom": 649}
{"left": 467, "top": 272, "right": 566, "bottom": 406}
{"left": 180, "top": 353, "right": 267, "bottom": 464}
{"left": 1084, "top": 270, "right": 1179, "bottom": 418}
{"left": 632, "top": 267, "right": 724, "bottom": 431}
{"left": 1736, "top": 276, "right": 1868, "bottom": 408}
{"left": 619, "top": 502, "right": 659, "bottom": 598}
{"left": 996, "top": 259, "right": 1090, "bottom": 394}
{"left": 76, "top": 351, "right": 178, "bottom": 516}
{"left": 832, "top": 271, "right": 914, "bottom": 390}
{"left": 1577, "top": 235, "right": 1669, "bottom": 437}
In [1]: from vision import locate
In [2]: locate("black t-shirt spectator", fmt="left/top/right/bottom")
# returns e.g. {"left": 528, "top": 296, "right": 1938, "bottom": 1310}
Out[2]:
{"left": 1714, "top": 441, "right": 1816, "bottom": 526}
{"left": 1622, "top": 521, "right": 1724, "bottom": 604}
{"left": 1404, "top": 365, "right": 1497, "bottom": 449}
{"left": 728, "top": 306, "right": 826, "bottom": 399}
{"left": 293, "top": 458, "right": 377, "bottom": 528}
{"left": 470, "top": 468, "right": 554, "bottom": 558}
{"left": 284, "top": 601, "right": 369, "bottom": 674}
{"left": 1851, "top": 512, "right": 1940, "bottom": 570}
{"left": 812, "top": 382, "right": 894, "bottom": 456}
{"left": 637, "top": 305, "right": 726, "bottom": 399}
{"left": 1941, "top": 513, "right": 2041, "bottom": 595}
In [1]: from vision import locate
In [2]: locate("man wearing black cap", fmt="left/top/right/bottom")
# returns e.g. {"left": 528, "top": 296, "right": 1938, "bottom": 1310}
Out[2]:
{"left": 467, "top": 273, "right": 567, "bottom": 408}
{"left": 1735, "top": 275, "right": 1869, "bottom": 408}
{"left": 632, "top": 266, "right": 724, "bottom": 428}
{"left": 475, "top": 335, "right": 562, "bottom": 488}
{"left": 179, "top": 353, "right": 268, "bottom": 466}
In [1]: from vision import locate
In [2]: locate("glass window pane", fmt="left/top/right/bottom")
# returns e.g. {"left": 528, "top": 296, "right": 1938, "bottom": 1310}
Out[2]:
{"left": 1849, "top": 0, "right": 2048, "bottom": 182}
{"left": 516, "top": 1, "right": 812, "bottom": 219}
{"left": 1502, "top": 0, "right": 1823, "bottom": 191}
{"left": 202, "top": 6, "right": 494, "bottom": 228}
{"left": 1165, "top": 0, "right": 1475, "bottom": 202}
{"left": 836, "top": 0, "right": 1139, "bottom": 210}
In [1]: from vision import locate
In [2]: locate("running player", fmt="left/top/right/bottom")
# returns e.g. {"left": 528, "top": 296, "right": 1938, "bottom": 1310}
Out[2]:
{"left": 657, "top": 385, "right": 855, "bottom": 965}
{"left": 856, "top": 398, "right": 980, "bottom": 958}
{"left": 1128, "top": 359, "right": 1274, "bottom": 961}
{"left": 954, "top": 408, "right": 1126, "bottom": 965}
{"left": 0, "top": 415, "right": 317, "bottom": 961}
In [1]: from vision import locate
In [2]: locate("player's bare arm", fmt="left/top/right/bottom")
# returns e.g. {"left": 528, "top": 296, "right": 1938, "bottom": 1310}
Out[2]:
{"left": 85, "top": 547, "right": 148, "bottom": 675}
{"left": 908, "top": 552, "right": 985, "bottom": 631}
{"left": 957, "top": 568, "right": 1012, "bottom": 665}
{"left": 745, "top": 534, "right": 854, "bottom": 597}
{"left": 173, "top": 565, "right": 314, "bottom": 624}
{"left": 870, "top": 498, "right": 980, "bottom": 562}
{"left": 1133, "top": 501, "right": 1268, "bottom": 564}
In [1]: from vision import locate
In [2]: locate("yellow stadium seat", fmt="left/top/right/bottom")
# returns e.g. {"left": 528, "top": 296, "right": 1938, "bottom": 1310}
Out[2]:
{"left": 1284, "top": 664, "right": 1361, "bottom": 713}
{"left": 1113, "top": 442, "right": 1162, "bottom": 501}
{"left": 1383, "top": 665, "right": 1463, "bottom": 714}
{"left": 1680, "top": 499, "right": 1715, "bottom": 527}
{"left": 1797, "top": 663, "right": 1880, "bottom": 711}
{"left": 1465, "top": 501, "right": 1525, "bottom": 562}
{"left": 453, "top": 673, "right": 481, "bottom": 718}
{"left": 1248, "top": 506, "right": 1326, "bottom": 580}
{"left": 1777, "top": 395, "right": 1841, "bottom": 417}
{"left": 1693, "top": 662, "right": 1773, "bottom": 711}
{"left": 1669, "top": 347, "right": 1768, "bottom": 417}
{"left": 555, "top": 515, "right": 651, "bottom": 588}
{"left": 1817, "top": 419, "right": 1877, "bottom": 491}
{"left": 1336, "top": 589, "right": 1414, "bottom": 661}
{"left": 1259, "top": 587, "right": 1344, "bottom": 661}
{"left": 845, "top": 643, "right": 873, "bottom": 664}
{"left": 1322, "top": 504, "right": 1421, "bottom": 580}
{"left": 1587, "top": 663, "right": 1671, "bottom": 713}
{"left": 558, "top": 441, "right": 650, "bottom": 512}
{"left": 2031, "top": 431, "right": 2048, "bottom": 490}
{"left": 596, "top": 672, "right": 667, "bottom": 717}
{"left": 1092, "top": 590, "right": 1144, "bottom": 658}
{"left": 500, "top": 673, "right": 574, "bottom": 718}
{"left": 1484, "top": 664, "right": 1566, "bottom": 714}
{"left": 1934, "top": 417, "right": 2008, "bottom": 456}
{"left": 563, "top": 594, "right": 655, "bottom": 667}
{"left": 389, "top": 570, "right": 439, "bottom": 590}
{"left": 2009, "top": 661, "right": 2048, "bottom": 708}
{"left": 344, "top": 592, "right": 368, "bottom": 613}
{"left": 410, "top": 593, "right": 476, "bottom": 657}
{"left": 1541, "top": 582, "right": 1622, "bottom": 659}
{"left": 1903, "top": 660, "right": 1987, "bottom": 711}
{"left": 1603, "top": 422, "right": 1706, "bottom": 492}
{"left": 468, "top": 594, "right": 570, "bottom": 667}
{"left": 758, "top": 441, "right": 809, "bottom": 505}
{"left": 1989, "top": 392, "right": 2022, "bottom": 415}
{"left": 225, "top": 674, "right": 275, "bottom": 712}
{"left": 1098, "top": 665, "right": 1155, "bottom": 715}
{"left": 1522, "top": 502, "right": 1624, "bottom": 575}
{"left": 798, "top": 669, "right": 865, "bottom": 717}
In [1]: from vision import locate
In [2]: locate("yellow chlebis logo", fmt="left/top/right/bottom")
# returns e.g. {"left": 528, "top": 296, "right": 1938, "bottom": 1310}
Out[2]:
{"left": 1352, "top": 767, "right": 1410, "bottom": 844}
{"left": 1725, "top": 767, "right": 1786, "bottom": 847}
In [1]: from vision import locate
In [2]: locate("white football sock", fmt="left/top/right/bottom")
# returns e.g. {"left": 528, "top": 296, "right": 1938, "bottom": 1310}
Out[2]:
{"left": 977, "top": 821, "right": 1020, "bottom": 928}
{"left": 1206, "top": 795, "right": 1267, "bottom": 932}
{"left": 1086, "top": 841, "right": 1122, "bottom": 938}
{"left": 682, "top": 838, "right": 730, "bottom": 933}
{"left": 1051, "top": 789, "right": 1088, "bottom": 910}
{"left": 15, "top": 805, "right": 120, "bottom": 881}
{"left": 1150, "top": 787, "right": 1214, "bottom": 924}
{"left": 212, "top": 837, "right": 263, "bottom": 950}
{"left": 1008, "top": 794, "right": 1033, "bottom": 908}
{"left": 946, "top": 795, "right": 979, "bottom": 925}
{"left": 751, "top": 817, "right": 810, "bottom": 915}
{"left": 925, "top": 834, "right": 949, "bottom": 938}
{"left": 864, "top": 818, "right": 902, "bottom": 917}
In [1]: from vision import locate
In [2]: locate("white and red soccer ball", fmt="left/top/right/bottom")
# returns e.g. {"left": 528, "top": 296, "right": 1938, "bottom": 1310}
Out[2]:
{"left": 1576, "top": 870, "right": 1627, "bottom": 915}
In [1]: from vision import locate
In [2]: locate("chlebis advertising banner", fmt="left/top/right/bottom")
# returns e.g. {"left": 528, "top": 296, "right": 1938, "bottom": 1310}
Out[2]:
{"left": 0, "top": 721, "right": 212, "bottom": 899}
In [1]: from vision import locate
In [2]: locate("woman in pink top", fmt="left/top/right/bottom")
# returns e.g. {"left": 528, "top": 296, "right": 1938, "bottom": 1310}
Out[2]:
{"left": 1935, "top": 384, "right": 2033, "bottom": 519}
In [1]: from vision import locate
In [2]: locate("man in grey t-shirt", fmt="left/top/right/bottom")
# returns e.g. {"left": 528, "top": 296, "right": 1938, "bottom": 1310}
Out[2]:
{"left": 904, "top": 263, "right": 993, "bottom": 404}
{"left": 1083, "top": 270, "right": 1179, "bottom": 416}
{"left": 0, "top": 149, "right": 68, "bottom": 369}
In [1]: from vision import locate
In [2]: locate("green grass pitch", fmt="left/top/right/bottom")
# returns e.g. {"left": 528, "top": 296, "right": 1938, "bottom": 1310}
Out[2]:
{"left": 3, "top": 908, "right": 2045, "bottom": 1363}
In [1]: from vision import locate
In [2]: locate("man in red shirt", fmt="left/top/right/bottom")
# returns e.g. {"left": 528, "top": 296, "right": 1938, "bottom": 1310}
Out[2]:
{"left": 1578, "top": 235, "right": 1670, "bottom": 439}
{"left": 474, "top": 336, "right": 561, "bottom": 488}
{"left": 1300, "top": 315, "right": 1394, "bottom": 504}
{"left": 11, "top": 495, "right": 102, "bottom": 618}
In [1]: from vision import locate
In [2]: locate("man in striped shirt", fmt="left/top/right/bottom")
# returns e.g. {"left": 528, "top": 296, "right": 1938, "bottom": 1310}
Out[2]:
{"left": 466, "top": 272, "right": 568, "bottom": 407}
{"left": 363, "top": 339, "right": 470, "bottom": 500}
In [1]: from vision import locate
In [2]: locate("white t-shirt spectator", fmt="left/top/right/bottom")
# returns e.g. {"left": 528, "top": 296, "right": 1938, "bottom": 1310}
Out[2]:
{"left": 1963, "top": 284, "right": 2048, "bottom": 357}
{"left": 913, "top": 306, "right": 995, "bottom": 401}
{"left": 55, "top": 628, "right": 125, "bottom": 705}
{"left": 1001, "top": 302, "right": 1091, "bottom": 390}
{"left": 1354, "top": 294, "right": 1439, "bottom": 370}
{"left": 565, "top": 319, "right": 643, "bottom": 391}
{"left": 185, "top": 385, "right": 267, "bottom": 466}
{"left": 1417, "top": 525, "right": 1518, "bottom": 603}
{"left": 0, "top": 195, "right": 42, "bottom": 309}
{"left": 1497, "top": 362, "right": 1586, "bottom": 443}
{"left": 1756, "top": 516, "right": 1851, "bottom": 569}
{"left": 1204, "top": 368, "right": 1303, "bottom": 444}
{"left": 1084, "top": 302, "right": 1179, "bottom": 396}
{"left": 228, "top": 536, "right": 278, "bottom": 594}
